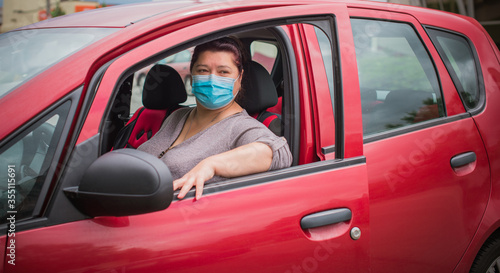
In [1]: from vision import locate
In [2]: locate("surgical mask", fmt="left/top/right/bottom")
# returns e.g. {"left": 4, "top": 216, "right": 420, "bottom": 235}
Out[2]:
{"left": 192, "top": 74, "right": 239, "bottom": 110}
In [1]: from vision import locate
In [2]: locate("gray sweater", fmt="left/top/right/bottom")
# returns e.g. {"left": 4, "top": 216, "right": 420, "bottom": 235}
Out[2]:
{"left": 138, "top": 107, "right": 292, "bottom": 183}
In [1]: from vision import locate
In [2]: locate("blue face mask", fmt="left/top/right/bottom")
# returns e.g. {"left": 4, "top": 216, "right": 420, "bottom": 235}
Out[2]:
{"left": 192, "top": 74, "right": 239, "bottom": 110}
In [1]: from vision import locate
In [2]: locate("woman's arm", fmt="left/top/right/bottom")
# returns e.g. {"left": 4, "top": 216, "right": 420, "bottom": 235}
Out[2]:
{"left": 173, "top": 142, "right": 272, "bottom": 200}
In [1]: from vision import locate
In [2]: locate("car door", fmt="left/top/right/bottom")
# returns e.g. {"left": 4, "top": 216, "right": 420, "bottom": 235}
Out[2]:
{"left": 348, "top": 8, "right": 491, "bottom": 272}
{"left": 0, "top": 93, "right": 79, "bottom": 271}
{"left": 7, "top": 4, "right": 370, "bottom": 273}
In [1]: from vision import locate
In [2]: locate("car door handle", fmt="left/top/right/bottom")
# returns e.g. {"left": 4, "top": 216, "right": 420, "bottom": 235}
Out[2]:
{"left": 450, "top": 151, "right": 476, "bottom": 168}
{"left": 300, "top": 208, "right": 352, "bottom": 229}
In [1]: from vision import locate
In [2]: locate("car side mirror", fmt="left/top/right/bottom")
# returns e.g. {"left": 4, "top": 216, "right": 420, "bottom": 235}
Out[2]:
{"left": 64, "top": 149, "right": 173, "bottom": 217}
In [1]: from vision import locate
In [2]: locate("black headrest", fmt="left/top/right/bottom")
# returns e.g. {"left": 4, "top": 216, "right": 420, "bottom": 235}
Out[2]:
{"left": 239, "top": 61, "right": 278, "bottom": 115}
{"left": 384, "top": 90, "right": 434, "bottom": 111}
{"left": 142, "top": 64, "right": 187, "bottom": 110}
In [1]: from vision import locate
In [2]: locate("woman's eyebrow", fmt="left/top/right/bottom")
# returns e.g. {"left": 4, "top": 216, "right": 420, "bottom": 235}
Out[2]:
{"left": 217, "top": 65, "right": 232, "bottom": 70}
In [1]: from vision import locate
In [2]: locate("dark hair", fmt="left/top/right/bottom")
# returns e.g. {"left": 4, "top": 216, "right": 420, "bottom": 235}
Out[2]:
{"left": 189, "top": 36, "right": 247, "bottom": 74}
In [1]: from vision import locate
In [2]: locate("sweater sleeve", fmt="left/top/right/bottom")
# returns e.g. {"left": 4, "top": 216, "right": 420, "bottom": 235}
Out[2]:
{"left": 232, "top": 116, "right": 293, "bottom": 171}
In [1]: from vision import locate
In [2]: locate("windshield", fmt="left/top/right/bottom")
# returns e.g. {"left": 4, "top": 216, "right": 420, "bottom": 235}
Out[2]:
{"left": 0, "top": 28, "right": 117, "bottom": 98}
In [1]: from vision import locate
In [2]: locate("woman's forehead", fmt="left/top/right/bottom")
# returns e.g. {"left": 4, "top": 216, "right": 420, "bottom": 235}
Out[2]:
{"left": 196, "top": 50, "right": 237, "bottom": 66}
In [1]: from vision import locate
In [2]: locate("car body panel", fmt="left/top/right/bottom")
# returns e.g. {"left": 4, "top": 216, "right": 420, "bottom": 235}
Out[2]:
{"left": 365, "top": 118, "right": 490, "bottom": 272}
{"left": 9, "top": 163, "right": 369, "bottom": 272}
{"left": 347, "top": 7, "right": 493, "bottom": 272}
{"left": 407, "top": 5, "right": 500, "bottom": 271}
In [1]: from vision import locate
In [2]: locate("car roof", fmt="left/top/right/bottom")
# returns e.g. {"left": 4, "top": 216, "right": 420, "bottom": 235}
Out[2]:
{"left": 17, "top": 1, "right": 201, "bottom": 29}
{"left": 16, "top": 0, "right": 442, "bottom": 29}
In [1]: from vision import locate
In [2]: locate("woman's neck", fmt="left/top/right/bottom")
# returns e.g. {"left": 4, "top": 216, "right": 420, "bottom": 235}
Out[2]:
{"left": 194, "top": 101, "right": 241, "bottom": 124}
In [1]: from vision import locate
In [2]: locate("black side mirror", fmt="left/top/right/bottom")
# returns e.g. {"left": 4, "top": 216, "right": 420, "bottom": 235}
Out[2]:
{"left": 64, "top": 149, "right": 173, "bottom": 217}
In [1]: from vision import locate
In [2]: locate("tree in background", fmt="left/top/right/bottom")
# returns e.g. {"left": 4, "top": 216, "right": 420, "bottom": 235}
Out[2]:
{"left": 51, "top": 2, "right": 66, "bottom": 18}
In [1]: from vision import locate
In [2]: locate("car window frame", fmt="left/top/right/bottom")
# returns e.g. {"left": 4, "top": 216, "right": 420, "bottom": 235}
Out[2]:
{"left": 0, "top": 89, "right": 80, "bottom": 234}
{"left": 425, "top": 26, "right": 486, "bottom": 115}
{"left": 97, "top": 18, "right": 322, "bottom": 163}
{"left": 97, "top": 14, "right": 344, "bottom": 195}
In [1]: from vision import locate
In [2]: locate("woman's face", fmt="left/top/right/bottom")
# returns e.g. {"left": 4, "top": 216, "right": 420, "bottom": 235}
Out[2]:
{"left": 191, "top": 50, "right": 242, "bottom": 96}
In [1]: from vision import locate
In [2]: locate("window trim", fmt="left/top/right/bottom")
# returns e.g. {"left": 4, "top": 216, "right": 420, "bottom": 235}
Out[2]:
{"left": 363, "top": 113, "right": 470, "bottom": 144}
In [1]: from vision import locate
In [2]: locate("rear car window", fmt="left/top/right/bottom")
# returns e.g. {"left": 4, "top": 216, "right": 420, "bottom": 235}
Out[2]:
{"left": 0, "top": 28, "right": 117, "bottom": 99}
{"left": 351, "top": 18, "right": 445, "bottom": 136}
{"left": 250, "top": 41, "right": 278, "bottom": 73}
{"left": 426, "top": 28, "right": 482, "bottom": 110}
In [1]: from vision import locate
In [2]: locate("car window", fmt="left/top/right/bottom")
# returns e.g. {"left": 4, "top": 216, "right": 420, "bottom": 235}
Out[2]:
{"left": 314, "top": 27, "right": 334, "bottom": 98}
{"left": 0, "top": 28, "right": 117, "bottom": 99}
{"left": 173, "top": 50, "right": 192, "bottom": 63}
{"left": 351, "top": 19, "right": 445, "bottom": 136}
{"left": 250, "top": 41, "right": 278, "bottom": 73}
{"left": 0, "top": 102, "right": 70, "bottom": 224}
{"left": 131, "top": 49, "right": 194, "bottom": 115}
{"left": 426, "top": 28, "right": 481, "bottom": 110}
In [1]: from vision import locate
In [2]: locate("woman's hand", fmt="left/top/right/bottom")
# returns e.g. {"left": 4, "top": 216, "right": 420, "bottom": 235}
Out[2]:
{"left": 173, "top": 142, "right": 272, "bottom": 200}
{"left": 173, "top": 159, "right": 215, "bottom": 200}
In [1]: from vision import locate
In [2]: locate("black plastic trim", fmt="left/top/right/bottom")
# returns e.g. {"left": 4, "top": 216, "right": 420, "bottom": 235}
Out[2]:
{"left": 332, "top": 16, "right": 344, "bottom": 159}
{"left": 174, "top": 156, "right": 366, "bottom": 200}
{"left": 300, "top": 208, "right": 352, "bottom": 229}
{"left": 450, "top": 151, "right": 477, "bottom": 168}
{"left": 322, "top": 146, "right": 335, "bottom": 155}
{"left": 45, "top": 135, "right": 100, "bottom": 226}
{"left": 363, "top": 113, "right": 470, "bottom": 144}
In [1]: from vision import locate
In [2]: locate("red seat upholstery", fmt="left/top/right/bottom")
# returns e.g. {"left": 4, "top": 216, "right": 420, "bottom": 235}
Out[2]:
{"left": 112, "top": 64, "right": 187, "bottom": 149}
{"left": 240, "top": 61, "right": 282, "bottom": 136}
{"left": 266, "top": 96, "right": 282, "bottom": 115}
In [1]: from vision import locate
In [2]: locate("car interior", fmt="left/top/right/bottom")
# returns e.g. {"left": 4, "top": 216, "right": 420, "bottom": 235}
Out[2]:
{"left": 102, "top": 26, "right": 294, "bottom": 164}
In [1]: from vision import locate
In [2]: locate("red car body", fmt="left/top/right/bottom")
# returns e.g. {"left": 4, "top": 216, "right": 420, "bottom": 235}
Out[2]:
{"left": 0, "top": 1, "right": 499, "bottom": 272}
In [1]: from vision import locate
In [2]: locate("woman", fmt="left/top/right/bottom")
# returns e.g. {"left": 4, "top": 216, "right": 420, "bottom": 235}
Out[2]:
{"left": 138, "top": 37, "right": 292, "bottom": 200}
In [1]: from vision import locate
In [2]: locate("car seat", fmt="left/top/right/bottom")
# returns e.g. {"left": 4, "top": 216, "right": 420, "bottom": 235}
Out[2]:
{"left": 239, "top": 61, "right": 282, "bottom": 136}
{"left": 367, "top": 90, "right": 437, "bottom": 134}
{"left": 112, "top": 64, "right": 187, "bottom": 149}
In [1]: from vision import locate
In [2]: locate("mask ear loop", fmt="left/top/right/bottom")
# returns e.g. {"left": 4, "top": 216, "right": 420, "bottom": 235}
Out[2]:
{"left": 232, "top": 73, "right": 241, "bottom": 100}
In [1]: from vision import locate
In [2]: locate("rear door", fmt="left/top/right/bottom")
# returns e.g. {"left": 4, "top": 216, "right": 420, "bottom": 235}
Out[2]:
{"left": 9, "top": 4, "right": 371, "bottom": 273}
{"left": 348, "top": 8, "right": 490, "bottom": 272}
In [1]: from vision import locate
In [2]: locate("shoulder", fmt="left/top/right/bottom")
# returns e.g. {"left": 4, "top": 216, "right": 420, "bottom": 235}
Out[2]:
{"left": 227, "top": 110, "right": 268, "bottom": 129}
{"left": 224, "top": 110, "right": 280, "bottom": 146}
{"left": 170, "top": 107, "right": 192, "bottom": 120}
{"left": 160, "top": 107, "right": 191, "bottom": 129}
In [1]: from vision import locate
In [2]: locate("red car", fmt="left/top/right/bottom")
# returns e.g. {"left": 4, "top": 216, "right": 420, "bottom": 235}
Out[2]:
{"left": 1, "top": 1, "right": 499, "bottom": 272}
